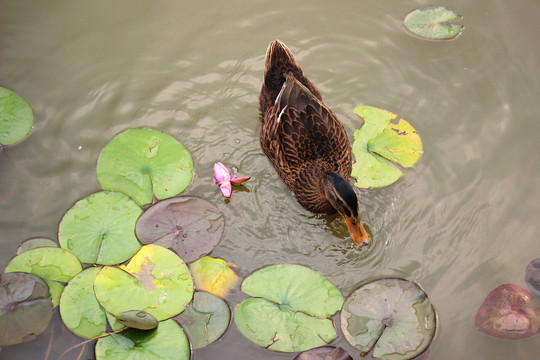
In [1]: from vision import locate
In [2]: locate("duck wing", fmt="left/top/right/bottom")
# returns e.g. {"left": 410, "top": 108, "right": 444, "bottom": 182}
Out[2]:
{"left": 261, "top": 73, "right": 351, "bottom": 184}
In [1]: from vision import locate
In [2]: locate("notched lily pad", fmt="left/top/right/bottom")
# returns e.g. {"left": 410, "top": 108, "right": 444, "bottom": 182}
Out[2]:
{"left": 0, "top": 87, "right": 34, "bottom": 146}
{"left": 234, "top": 264, "right": 344, "bottom": 352}
{"left": 341, "top": 278, "right": 436, "bottom": 360}
{"left": 404, "top": 6, "right": 463, "bottom": 40}
{"left": 173, "top": 291, "right": 231, "bottom": 349}
{"left": 294, "top": 346, "right": 353, "bottom": 360}
{"left": 0, "top": 272, "right": 53, "bottom": 346}
{"left": 58, "top": 191, "right": 142, "bottom": 265}
{"left": 117, "top": 310, "right": 158, "bottom": 330}
{"left": 525, "top": 258, "right": 540, "bottom": 299}
{"left": 189, "top": 257, "right": 239, "bottom": 298}
{"left": 5, "top": 247, "right": 82, "bottom": 307}
{"left": 16, "top": 238, "right": 58, "bottom": 254}
{"left": 96, "top": 128, "right": 194, "bottom": 205}
{"left": 94, "top": 244, "right": 194, "bottom": 321}
{"left": 351, "top": 106, "right": 422, "bottom": 188}
{"left": 136, "top": 196, "right": 224, "bottom": 263}
{"left": 475, "top": 283, "right": 540, "bottom": 340}
{"left": 95, "top": 319, "right": 190, "bottom": 360}
{"left": 59, "top": 267, "right": 123, "bottom": 339}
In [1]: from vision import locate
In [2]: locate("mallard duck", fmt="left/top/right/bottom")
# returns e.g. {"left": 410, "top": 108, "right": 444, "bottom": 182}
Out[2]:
{"left": 259, "top": 40, "right": 369, "bottom": 246}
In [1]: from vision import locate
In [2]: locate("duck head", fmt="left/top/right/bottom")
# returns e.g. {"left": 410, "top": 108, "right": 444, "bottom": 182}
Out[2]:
{"left": 321, "top": 172, "right": 370, "bottom": 247}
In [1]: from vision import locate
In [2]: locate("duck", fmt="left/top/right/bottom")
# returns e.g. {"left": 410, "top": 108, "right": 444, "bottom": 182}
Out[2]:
{"left": 259, "top": 39, "right": 369, "bottom": 246}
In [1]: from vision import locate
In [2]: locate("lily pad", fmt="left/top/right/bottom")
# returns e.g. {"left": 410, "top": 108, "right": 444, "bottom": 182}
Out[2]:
{"left": 475, "top": 284, "right": 540, "bottom": 340}
{"left": 404, "top": 6, "right": 463, "bottom": 40}
{"left": 96, "top": 128, "right": 193, "bottom": 205}
{"left": 525, "top": 258, "right": 540, "bottom": 299}
{"left": 5, "top": 247, "right": 82, "bottom": 307}
{"left": 95, "top": 319, "right": 190, "bottom": 360}
{"left": 173, "top": 291, "right": 231, "bottom": 349}
{"left": 0, "top": 272, "right": 53, "bottom": 346}
{"left": 189, "top": 257, "right": 239, "bottom": 298}
{"left": 234, "top": 264, "right": 343, "bottom": 352}
{"left": 16, "top": 238, "right": 58, "bottom": 255}
{"left": 351, "top": 106, "right": 422, "bottom": 188}
{"left": 59, "top": 267, "right": 123, "bottom": 339}
{"left": 294, "top": 346, "right": 353, "bottom": 360}
{"left": 94, "top": 244, "right": 193, "bottom": 321}
{"left": 117, "top": 310, "right": 158, "bottom": 330}
{"left": 340, "top": 278, "right": 436, "bottom": 360}
{"left": 58, "top": 191, "right": 142, "bottom": 265}
{"left": 136, "top": 197, "right": 224, "bottom": 263}
{"left": 0, "top": 87, "right": 34, "bottom": 146}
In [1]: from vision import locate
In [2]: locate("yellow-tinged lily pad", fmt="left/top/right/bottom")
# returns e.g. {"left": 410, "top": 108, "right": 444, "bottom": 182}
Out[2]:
{"left": 351, "top": 106, "right": 422, "bottom": 188}
{"left": 189, "top": 257, "right": 239, "bottom": 298}
{"left": 5, "top": 247, "right": 82, "bottom": 307}
{"left": 94, "top": 244, "right": 193, "bottom": 321}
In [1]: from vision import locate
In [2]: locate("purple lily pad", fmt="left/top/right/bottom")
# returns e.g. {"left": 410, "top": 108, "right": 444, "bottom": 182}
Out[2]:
{"left": 0, "top": 272, "right": 53, "bottom": 346}
{"left": 135, "top": 196, "right": 224, "bottom": 263}
{"left": 475, "top": 284, "right": 540, "bottom": 340}
{"left": 294, "top": 346, "right": 352, "bottom": 360}
{"left": 525, "top": 258, "right": 540, "bottom": 299}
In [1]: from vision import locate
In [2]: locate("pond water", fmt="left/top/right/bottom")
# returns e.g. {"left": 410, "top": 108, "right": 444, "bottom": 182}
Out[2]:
{"left": 1, "top": 0, "right": 539, "bottom": 359}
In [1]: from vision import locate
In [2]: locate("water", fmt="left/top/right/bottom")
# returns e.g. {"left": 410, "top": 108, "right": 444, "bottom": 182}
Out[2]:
{"left": 1, "top": 0, "right": 539, "bottom": 359}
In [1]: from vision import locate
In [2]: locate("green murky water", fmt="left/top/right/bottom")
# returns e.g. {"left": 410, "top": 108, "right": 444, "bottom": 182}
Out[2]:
{"left": 1, "top": 1, "right": 539, "bottom": 359}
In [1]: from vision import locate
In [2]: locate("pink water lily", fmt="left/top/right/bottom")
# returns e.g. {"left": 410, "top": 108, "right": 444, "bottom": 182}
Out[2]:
{"left": 213, "top": 162, "right": 251, "bottom": 198}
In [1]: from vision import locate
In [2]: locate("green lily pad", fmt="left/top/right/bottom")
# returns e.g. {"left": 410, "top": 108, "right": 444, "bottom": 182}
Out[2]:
{"left": 351, "top": 106, "right": 423, "bottom": 188}
{"left": 117, "top": 310, "right": 158, "bottom": 330}
{"left": 189, "top": 257, "right": 239, "bottom": 298}
{"left": 404, "top": 6, "right": 463, "bottom": 40}
{"left": 94, "top": 244, "right": 194, "bottom": 321}
{"left": 234, "top": 264, "right": 344, "bottom": 352}
{"left": 340, "top": 278, "right": 436, "bottom": 360}
{"left": 0, "top": 87, "right": 34, "bottom": 146}
{"left": 16, "top": 238, "right": 58, "bottom": 255}
{"left": 96, "top": 128, "right": 193, "bottom": 205}
{"left": 95, "top": 319, "right": 190, "bottom": 360}
{"left": 58, "top": 191, "right": 142, "bottom": 265}
{"left": 5, "top": 247, "right": 82, "bottom": 307}
{"left": 0, "top": 272, "right": 53, "bottom": 346}
{"left": 59, "top": 267, "right": 123, "bottom": 339}
{"left": 173, "top": 291, "right": 231, "bottom": 349}
{"left": 135, "top": 197, "right": 225, "bottom": 263}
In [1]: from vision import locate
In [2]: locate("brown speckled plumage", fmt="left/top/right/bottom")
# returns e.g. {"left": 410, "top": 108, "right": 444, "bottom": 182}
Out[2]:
{"left": 259, "top": 40, "right": 352, "bottom": 214}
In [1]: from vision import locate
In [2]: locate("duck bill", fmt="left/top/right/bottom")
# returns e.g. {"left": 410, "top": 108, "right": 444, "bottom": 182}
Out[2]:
{"left": 344, "top": 216, "right": 370, "bottom": 247}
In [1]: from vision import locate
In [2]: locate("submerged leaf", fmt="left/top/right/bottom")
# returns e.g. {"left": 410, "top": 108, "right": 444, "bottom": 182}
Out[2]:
{"left": 173, "top": 291, "right": 231, "bottom": 349}
{"left": 0, "top": 87, "right": 34, "bottom": 146}
{"left": 16, "top": 238, "right": 58, "bottom": 254}
{"left": 0, "top": 272, "right": 53, "bottom": 346}
{"left": 97, "top": 128, "right": 193, "bottom": 205}
{"left": 525, "top": 258, "right": 540, "bottom": 299}
{"left": 189, "top": 257, "right": 239, "bottom": 298}
{"left": 136, "top": 196, "right": 224, "bottom": 263}
{"left": 117, "top": 310, "right": 158, "bottom": 330}
{"left": 475, "top": 284, "right": 540, "bottom": 340}
{"left": 59, "top": 267, "right": 123, "bottom": 339}
{"left": 95, "top": 319, "right": 190, "bottom": 360}
{"left": 234, "top": 264, "right": 343, "bottom": 352}
{"left": 341, "top": 278, "right": 436, "bottom": 360}
{"left": 294, "top": 346, "right": 353, "bottom": 360}
{"left": 404, "top": 6, "right": 463, "bottom": 40}
{"left": 5, "top": 247, "right": 82, "bottom": 306}
{"left": 94, "top": 244, "right": 194, "bottom": 321}
{"left": 58, "top": 191, "right": 142, "bottom": 265}
{"left": 351, "top": 106, "right": 422, "bottom": 188}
